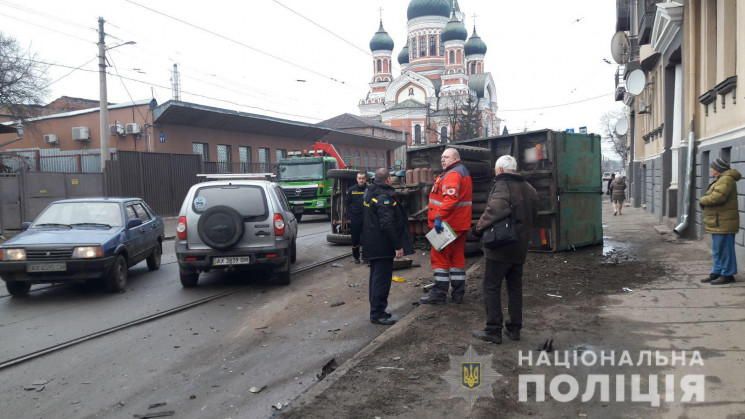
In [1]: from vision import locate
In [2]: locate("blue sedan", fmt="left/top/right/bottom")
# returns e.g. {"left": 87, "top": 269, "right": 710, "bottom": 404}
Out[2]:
{"left": 0, "top": 198, "right": 164, "bottom": 297}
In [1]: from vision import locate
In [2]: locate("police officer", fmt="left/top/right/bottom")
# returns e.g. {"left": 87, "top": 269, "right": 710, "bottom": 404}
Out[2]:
{"left": 362, "top": 168, "right": 414, "bottom": 325}
{"left": 345, "top": 172, "right": 367, "bottom": 263}
{"left": 421, "top": 148, "right": 473, "bottom": 305}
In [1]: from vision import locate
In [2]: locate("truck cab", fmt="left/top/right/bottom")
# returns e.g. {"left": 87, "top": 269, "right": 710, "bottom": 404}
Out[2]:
{"left": 277, "top": 155, "right": 338, "bottom": 221}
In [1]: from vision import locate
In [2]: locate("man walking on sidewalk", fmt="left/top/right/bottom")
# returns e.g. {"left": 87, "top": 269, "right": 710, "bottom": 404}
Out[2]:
{"left": 362, "top": 168, "right": 414, "bottom": 325}
{"left": 699, "top": 157, "right": 741, "bottom": 285}
{"left": 470, "top": 155, "right": 538, "bottom": 344}
{"left": 345, "top": 172, "right": 367, "bottom": 264}
{"left": 421, "top": 148, "right": 473, "bottom": 305}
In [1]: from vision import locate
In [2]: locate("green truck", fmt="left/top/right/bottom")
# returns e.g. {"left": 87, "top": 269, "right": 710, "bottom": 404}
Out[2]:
{"left": 276, "top": 154, "right": 339, "bottom": 222}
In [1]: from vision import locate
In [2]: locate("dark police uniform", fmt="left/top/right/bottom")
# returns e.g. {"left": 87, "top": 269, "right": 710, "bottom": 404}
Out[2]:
{"left": 345, "top": 183, "right": 367, "bottom": 262}
{"left": 362, "top": 182, "right": 414, "bottom": 321}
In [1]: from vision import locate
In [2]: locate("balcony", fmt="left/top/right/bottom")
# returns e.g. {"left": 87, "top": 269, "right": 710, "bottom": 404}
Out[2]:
{"left": 638, "top": 0, "right": 658, "bottom": 45}
{"left": 616, "top": 0, "right": 631, "bottom": 32}
{"left": 615, "top": 66, "right": 627, "bottom": 101}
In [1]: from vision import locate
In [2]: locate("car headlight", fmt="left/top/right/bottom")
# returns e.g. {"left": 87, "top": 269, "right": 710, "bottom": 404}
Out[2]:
{"left": 3, "top": 248, "right": 26, "bottom": 261}
{"left": 72, "top": 246, "right": 103, "bottom": 259}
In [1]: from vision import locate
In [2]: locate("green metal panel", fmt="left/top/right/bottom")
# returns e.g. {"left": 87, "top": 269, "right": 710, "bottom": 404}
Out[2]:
{"left": 555, "top": 132, "right": 603, "bottom": 250}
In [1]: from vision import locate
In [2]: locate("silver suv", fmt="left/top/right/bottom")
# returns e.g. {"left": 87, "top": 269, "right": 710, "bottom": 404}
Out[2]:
{"left": 175, "top": 179, "right": 298, "bottom": 287}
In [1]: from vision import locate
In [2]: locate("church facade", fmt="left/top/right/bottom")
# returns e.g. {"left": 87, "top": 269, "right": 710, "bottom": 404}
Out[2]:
{"left": 359, "top": 0, "right": 499, "bottom": 147}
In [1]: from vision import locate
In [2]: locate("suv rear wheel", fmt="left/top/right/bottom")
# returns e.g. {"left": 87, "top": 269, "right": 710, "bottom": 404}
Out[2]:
{"left": 275, "top": 251, "right": 292, "bottom": 285}
{"left": 180, "top": 267, "right": 199, "bottom": 287}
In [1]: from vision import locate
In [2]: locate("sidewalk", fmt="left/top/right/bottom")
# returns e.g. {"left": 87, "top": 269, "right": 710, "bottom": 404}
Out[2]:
{"left": 283, "top": 199, "right": 745, "bottom": 418}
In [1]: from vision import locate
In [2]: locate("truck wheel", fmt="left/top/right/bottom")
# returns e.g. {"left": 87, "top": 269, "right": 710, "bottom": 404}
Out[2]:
{"left": 180, "top": 268, "right": 199, "bottom": 287}
{"left": 6, "top": 281, "right": 31, "bottom": 297}
{"left": 327, "top": 169, "right": 359, "bottom": 180}
{"left": 146, "top": 242, "right": 162, "bottom": 271}
{"left": 461, "top": 159, "right": 491, "bottom": 175}
{"left": 447, "top": 144, "right": 491, "bottom": 161}
{"left": 327, "top": 233, "right": 352, "bottom": 245}
{"left": 105, "top": 255, "right": 128, "bottom": 292}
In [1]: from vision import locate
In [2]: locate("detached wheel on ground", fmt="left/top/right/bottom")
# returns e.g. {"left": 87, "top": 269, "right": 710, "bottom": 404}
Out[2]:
{"left": 327, "top": 169, "right": 360, "bottom": 180}
{"left": 105, "top": 254, "right": 128, "bottom": 292}
{"left": 180, "top": 268, "right": 199, "bottom": 287}
{"left": 6, "top": 281, "right": 31, "bottom": 297}
{"left": 146, "top": 242, "right": 162, "bottom": 271}
{"left": 327, "top": 233, "right": 352, "bottom": 245}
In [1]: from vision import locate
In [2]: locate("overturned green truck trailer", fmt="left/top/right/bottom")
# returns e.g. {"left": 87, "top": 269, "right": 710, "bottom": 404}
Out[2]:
{"left": 327, "top": 129, "right": 603, "bottom": 252}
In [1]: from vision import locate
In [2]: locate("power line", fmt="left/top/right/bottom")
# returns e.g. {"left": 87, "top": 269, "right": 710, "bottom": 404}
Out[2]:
{"left": 108, "top": 54, "right": 149, "bottom": 122}
{"left": 0, "top": 0, "right": 95, "bottom": 33}
{"left": 124, "top": 0, "right": 355, "bottom": 88}
{"left": 41, "top": 55, "right": 98, "bottom": 89}
{"left": 0, "top": 11, "right": 95, "bottom": 44}
{"left": 498, "top": 93, "right": 614, "bottom": 112}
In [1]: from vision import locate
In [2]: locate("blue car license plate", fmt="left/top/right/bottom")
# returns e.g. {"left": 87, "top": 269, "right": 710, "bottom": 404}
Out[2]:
{"left": 27, "top": 263, "right": 66, "bottom": 272}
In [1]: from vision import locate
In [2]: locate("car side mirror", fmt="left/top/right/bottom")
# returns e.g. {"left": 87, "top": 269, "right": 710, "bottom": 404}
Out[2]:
{"left": 21, "top": 222, "right": 31, "bottom": 231}
{"left": 127, "top": 218, "right": 143, "bottom": 229}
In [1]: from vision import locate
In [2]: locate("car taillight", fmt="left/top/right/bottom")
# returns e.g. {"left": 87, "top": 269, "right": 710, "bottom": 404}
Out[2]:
{"left": 274, "top": 213, "right": 285, "bottom": 236}
{"left": 176, "top": 216, "right": 187, "bottom": 240}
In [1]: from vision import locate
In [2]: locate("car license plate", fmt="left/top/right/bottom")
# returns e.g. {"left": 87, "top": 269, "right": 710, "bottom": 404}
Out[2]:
{"left": 292, "top": 201, "right": 305, "bottom": 205}
{"left": 212, "top": 256, "right": 250, "bottom": 266}
{"left": 27, "top": 263, "right": 66, "bottom": 272}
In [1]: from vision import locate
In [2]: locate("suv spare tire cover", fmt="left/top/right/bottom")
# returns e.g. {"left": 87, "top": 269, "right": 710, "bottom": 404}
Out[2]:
{"left": 197, "top": 205, "right": 245, "bottom": 250}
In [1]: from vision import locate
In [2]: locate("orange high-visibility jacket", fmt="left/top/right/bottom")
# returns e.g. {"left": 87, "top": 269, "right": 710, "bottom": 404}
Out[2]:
{"left": 428, "top": 162, "right": 472, "bottom": 231}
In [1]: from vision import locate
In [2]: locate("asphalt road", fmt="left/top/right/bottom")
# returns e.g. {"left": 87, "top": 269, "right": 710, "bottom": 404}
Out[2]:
{"left": 0, "top": 215, "right": 408, "bottom": 418}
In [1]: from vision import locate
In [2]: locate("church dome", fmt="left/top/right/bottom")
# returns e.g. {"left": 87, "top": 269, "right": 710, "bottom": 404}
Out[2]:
{"left": 398, "top": 45, "right": 410, "bottom": 64}
{"left": 369, "top": 21, "right": 394, "bottom": 52}
{"left": 407, "top": 0, "right": 451, "bottom": 20}
{"left": 465, "top": 27, "right": 487, "bottom": 55}
{"left": 441, "top": 15, "right": 467, "bottom": 42}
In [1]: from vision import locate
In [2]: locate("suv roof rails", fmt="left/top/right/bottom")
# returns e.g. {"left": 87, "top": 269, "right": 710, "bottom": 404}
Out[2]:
{"left": 197, "top": 173, "right": 277, "bottom": 181}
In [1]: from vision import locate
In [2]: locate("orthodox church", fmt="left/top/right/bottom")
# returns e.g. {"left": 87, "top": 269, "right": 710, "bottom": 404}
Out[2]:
{"left": 359, "top": 0, "right": 499, "bottom": 146}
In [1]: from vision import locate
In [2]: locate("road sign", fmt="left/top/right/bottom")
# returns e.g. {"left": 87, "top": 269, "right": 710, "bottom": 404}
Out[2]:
{"left": 159, "top": 131, "right": 166, "bottom": 143}
{"left": 565, "top": 128, "right": 575, "bottom": 133}
{"left": 579, "top": 126, "right": 587, "bottom": 134}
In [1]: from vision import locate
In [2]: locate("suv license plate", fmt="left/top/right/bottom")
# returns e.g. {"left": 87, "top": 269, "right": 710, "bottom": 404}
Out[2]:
{"left": 27, "top": 263, "right": 66, "bottom": 272}
{"left": 212, "top": 256, "right": 250, "bottom": 266}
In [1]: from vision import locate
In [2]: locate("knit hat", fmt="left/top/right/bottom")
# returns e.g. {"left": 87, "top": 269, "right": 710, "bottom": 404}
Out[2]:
{"left": 710, "top": 157, "right": 730, "bottom": 173}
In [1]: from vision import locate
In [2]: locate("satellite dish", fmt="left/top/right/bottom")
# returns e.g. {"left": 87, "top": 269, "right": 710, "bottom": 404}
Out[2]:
{"left": 610, "top": 32, "right": 631, "bottom": 64}
{"left": 615, "top": 118, "right": 629, "bottom": 136}
{"left": 626, "top": 69, "right": 646, "bottom": 95}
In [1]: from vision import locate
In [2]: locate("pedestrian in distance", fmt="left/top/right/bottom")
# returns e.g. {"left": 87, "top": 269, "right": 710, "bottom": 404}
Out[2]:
{"left": 362, "top": 168, "right": 414, "bottom": 325}
{"left": 699, "top": 157, "right": 741, "bottom": 285}
{"left": 470, "top": 155, "right": 538, "bottom": 344}
{"left": 607, "top": 173, "right": 615, "bottom": 198}
{"left": 609, "top": 175, "right": 626, "bottom": 216}
{"left": 420, "top": 148, "right": 473, "bottom": 305}
{"left": 345, "top": 172, "right": 367, "bottom": 264}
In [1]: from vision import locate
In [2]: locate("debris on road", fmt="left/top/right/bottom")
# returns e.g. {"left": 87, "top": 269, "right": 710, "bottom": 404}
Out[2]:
{"left": 133, "top": 411, "right": 175, "bottom": 418}
{"left": 24, "top": 380, "right": 48, "bottom": 392}
{"left": 408, "top": 375, "right": 421, "bottom": 380}
{"left": 249, "top": 386, "right": 267, "bottom": 394}
{"left": 272, "top": 403, "right": 284, "bottom": 411}
{"left": 329, "top": 301, "right": 345, "bottom": 307}
{"left": 621, "top": 287, "right": 634, "bottom": 292}
{"left": 547, "top": 294, "right": 563, "bottom": 298}
{"left": 327, "top": 328, "right": 341, "bottom": 332}
{"left": 538, "top": 339, "right": 554, "bottom": 353}
{"left": 392, "top": 276, "right": 405, "bottom": 282}
{"left": 316, "top": 358, "right": 338, "bottom": 381}
{"left": 348, "top": 283, "right": 359, "bottom": 287}
{"left": 376, "top": 367, "right": 405, "bottom": 371}
{"left": 147, "top": 402, "right": 167, "bottom": 409}
{"left": 331, "top": 263, "right": 344, "bottom": 268}
{"left": 189, "top": 395, "right": 196, "bottom": 400}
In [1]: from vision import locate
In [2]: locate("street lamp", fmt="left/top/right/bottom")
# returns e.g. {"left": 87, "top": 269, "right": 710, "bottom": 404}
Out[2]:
{"left": 98, "top": 16, "right": 135, "bottom": 172}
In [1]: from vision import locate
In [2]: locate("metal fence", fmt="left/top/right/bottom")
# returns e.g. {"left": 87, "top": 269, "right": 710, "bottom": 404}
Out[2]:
{"left": 0, "top": 148, "right": 117, "bottom": 173}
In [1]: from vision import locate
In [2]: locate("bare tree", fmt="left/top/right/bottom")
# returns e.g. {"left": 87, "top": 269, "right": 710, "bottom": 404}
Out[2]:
{"left": 0, "top": 32, "right": 50, "bottom": 122}
{"left": 438, "top": 92, "right": 482, "bottom": 143}
{"left": 599, "top": 108, "right": 629, "bottom": 166}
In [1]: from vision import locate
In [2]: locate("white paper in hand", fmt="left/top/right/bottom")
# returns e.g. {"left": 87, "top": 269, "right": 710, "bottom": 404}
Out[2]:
{"left": 426, "top": 220, "right": 457, "bottom": 251}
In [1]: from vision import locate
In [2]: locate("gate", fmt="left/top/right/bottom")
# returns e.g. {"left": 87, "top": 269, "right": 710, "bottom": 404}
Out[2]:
{"left": 0, "top": 174, "right": 21, "bottom": 231}
{"left": 105, "top": 151, "right": 202, "bottom": 216}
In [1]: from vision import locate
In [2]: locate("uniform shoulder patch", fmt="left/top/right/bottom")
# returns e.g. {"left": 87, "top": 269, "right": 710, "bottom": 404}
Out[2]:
{"left": 446, "top": 188, "right": 456, "bottom": 196}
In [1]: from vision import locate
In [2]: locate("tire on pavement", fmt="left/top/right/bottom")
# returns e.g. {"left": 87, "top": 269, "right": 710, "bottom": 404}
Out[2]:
{"left": 6, "top": 281, "right": 31, "bottom": 297}
{"left": 146, "top": 242, "right": 162, "bottom": 271}
{"left": 180, "top": 267, "right": 199, "bottom": 287}
{"left": 105, "top": 254, "right": 128, "bottom": 292}
{"left": 327, "top": 233, "right": 352, "bottom": 245}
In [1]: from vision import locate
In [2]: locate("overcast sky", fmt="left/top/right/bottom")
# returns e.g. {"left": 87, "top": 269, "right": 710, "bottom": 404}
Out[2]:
{"left": 1, "top": 0, "right": 624, "bottom": 140}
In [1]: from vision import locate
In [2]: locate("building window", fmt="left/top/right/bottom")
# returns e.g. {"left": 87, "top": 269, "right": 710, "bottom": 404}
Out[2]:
{"left": 217, "top": 144, "right": 232, "bottom": 173}
{"left": 372, "top": 151, "right": 378, "bottom": 168}
{"left": 276, "top": 149, "right": 286, "bottom": 162}
{"left": 439, "top": 36, "right": 444, "bottom": 56}
{"left": 430, "top": 36, "right": 436, "bottom": 56}
{"left": 258, "top": 147, "right": 270, "bottom": 172}
{"left": 420, "top": 37, "right": 426, "bottom": 57}
{"left": 354, "top": 150, "right": 361, "bottom": 167}
{"left": 414, "top": 124, "right": 422, "bottom": 145}
{"left": 192, "top": 142, "right": 208, "bottom": 161}
{"left": 239, "top": 146, "right": 251, "bottom": 173}
{"left": 440, "top": 126, "right": 448, "bottom": 143}
{"left": 449, "top": 50, "right": 455, "bottom": 64}
{"left": 377, "top": 59, "right": 382, "bottom": 72}
{"left": 411, "top": 38, "right": 417, "bottom": 58}
{"left": 344, "top": 149, "right": 352, "bottom": 166}
{"left": 363, "top": 151, "right": 370, "bottom": 168}
{"left": 379, "top": 152, "right": 385, "bottom": 167}
{"left": 470, "top": 62, "right": 476, "bottom": 74}
{"left": 456, "top": 49, "right": 461, "bottom": 63}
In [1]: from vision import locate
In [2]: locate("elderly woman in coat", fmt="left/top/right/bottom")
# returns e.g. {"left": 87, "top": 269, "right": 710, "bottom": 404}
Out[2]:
{"left": 609, "top": 175, "right": 627, "bottom": 216}
{"left": 699, "top": 157, "right": 741, "bottom": 285}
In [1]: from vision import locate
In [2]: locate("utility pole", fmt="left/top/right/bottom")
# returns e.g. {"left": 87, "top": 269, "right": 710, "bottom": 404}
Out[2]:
{"left": 98, "top": 17, "right": 110, "bottom": 172}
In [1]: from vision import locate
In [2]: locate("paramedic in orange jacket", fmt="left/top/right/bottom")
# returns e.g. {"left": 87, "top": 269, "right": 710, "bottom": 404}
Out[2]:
{"left": 421, "top": 148, "right": 472, "bottom": 305}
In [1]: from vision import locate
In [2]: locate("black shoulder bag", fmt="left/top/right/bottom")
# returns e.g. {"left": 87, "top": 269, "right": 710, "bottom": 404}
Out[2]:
{"left": 481, "top": 180, "right": 517, "bottom": 249}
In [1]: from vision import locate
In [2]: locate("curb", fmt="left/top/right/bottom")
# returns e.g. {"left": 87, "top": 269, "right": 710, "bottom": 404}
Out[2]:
{"left": 285, "top": 259, "right": 484, "bottom": 413}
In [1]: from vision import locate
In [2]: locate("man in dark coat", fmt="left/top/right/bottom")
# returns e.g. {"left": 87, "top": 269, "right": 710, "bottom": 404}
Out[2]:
{"left": 470, "top": 155, "right": 538, "bottom": 344}
{"left": 362, "top": 168, "right": 415, "bottom": 325}
{"left": 345, "top": 172, "right": 367, "bottom": 263}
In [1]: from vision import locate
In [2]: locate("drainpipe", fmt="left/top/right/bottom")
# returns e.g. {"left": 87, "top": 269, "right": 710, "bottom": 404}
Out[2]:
{"left": 674, "top": 120, "right": 695, "bottom": 235}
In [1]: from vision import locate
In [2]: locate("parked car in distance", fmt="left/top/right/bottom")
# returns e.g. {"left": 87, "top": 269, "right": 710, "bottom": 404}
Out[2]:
{"left": 0, "top": 198, "right": 164, "bottom": 297}
{"left": 175, "top": 177, "right": 298, "bottom": 287}
{"left": 602, "top": 171, "right": 613, "bottom": 181}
